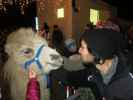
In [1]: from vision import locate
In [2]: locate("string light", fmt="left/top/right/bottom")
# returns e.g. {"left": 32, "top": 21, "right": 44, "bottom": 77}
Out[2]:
{"left": 0, "top": 0, "right": 32, "bottom": 15}
{"left": 38, "top": 0, "right": 46, "bottom": 12}
{"left": 0, "top": 0, "right": 10, "bottom": 14}
{"left": 16, "top": 0, "right": 31, "bottom": 15}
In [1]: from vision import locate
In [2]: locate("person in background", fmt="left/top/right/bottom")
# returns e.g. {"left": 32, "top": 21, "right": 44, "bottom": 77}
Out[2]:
{"left": 51, "top": 25, "right": 64, "bottom": 55}
{"left": 38, "top": 22, "right": 50, "bottom": 40}
{"left": 84, "top": 23, "right": 94, "bottom": 33}
{"left": 96, "top": 19, "right": 120, "bottom": 32}
{"left": 52, "top": 29, "right": 133, "bottom": 100}
{"left": 64, "top": 38, "right": 78, "bottom": 57}
{"left": 127, "top": 25, "right": 133, "bottom": 48}
{"left": 125, "top": 24, "right": 133, "bottom": 73}
{"left": 43, "top": 22, "right": 50, "bottom": 40}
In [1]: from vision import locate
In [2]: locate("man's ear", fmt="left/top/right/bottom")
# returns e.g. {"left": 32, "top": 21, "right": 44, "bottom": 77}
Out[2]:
{"left": 99, "top": 59, "right": 104, "bottom": 65}
{"left": 94, "top": 57, "right": 104, "bottom": 65}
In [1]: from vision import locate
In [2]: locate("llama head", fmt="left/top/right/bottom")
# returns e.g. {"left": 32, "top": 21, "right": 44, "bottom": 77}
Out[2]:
{"left": 5, "top": 28, "right": 63, "bottom": 74}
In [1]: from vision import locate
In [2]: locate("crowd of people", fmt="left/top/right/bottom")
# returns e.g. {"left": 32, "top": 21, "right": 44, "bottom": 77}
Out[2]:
{"left": 50, "top": 20, "right": 133, "bottom": 100}
{"left": 25, "top": 19, "right": 133, "bottom": 100}
{"left": 1, "top": 18, "right": 133, "bottom": 100}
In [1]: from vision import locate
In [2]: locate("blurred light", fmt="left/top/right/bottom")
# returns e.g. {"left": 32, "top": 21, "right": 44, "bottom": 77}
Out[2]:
{"left": 57, "top": 8, "right": 64, "bottom": 18}
{"left": 35, "top": 17, "right": 39, "bottom": 31}
{"left": 0, "top": 0, "right": 31, "bottom": 15}
{"left": 90, "top": 8, "right": 99, "bottom": 25}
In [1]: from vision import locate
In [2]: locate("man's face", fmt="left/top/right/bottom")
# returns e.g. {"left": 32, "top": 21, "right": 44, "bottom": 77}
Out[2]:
{"left": 78, "top": 40, "right": 95, "bottom": 63}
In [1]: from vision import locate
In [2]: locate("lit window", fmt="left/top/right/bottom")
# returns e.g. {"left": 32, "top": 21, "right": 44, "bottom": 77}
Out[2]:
{"left": 57, "top": 8, "right": 64, "bottom": 18}
{"left": 90, "top": 9, "right": 99, "bottom": 25}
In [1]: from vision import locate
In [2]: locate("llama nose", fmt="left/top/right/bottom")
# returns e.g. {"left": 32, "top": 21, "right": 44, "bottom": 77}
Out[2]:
{"left": 50, "top": 54, "right": 61, "bottom": 61}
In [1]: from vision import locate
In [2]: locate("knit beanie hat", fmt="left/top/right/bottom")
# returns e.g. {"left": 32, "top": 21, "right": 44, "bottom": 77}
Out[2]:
{"left": 80, "top": 29, "right": 126, "bottom": 60}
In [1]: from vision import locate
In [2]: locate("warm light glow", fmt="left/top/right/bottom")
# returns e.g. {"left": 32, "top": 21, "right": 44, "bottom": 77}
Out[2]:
{"left": 90, "top": 9, "right": 99, "bottom": 25}
{"left": 57, "top": 8, "right": 64, "bottom": 18}
{"left": 35, "top": 17, "right": 39, "bottom": 31}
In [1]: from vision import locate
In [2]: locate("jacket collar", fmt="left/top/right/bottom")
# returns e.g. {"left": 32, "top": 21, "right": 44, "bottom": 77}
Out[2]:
{"left": 109, "top": 53, "right": 129, "bottom": 84}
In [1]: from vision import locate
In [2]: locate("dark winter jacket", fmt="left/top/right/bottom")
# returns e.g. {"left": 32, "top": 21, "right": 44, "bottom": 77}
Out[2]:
{"left": 51, "top": 53, "right": 133, "bottom": 100}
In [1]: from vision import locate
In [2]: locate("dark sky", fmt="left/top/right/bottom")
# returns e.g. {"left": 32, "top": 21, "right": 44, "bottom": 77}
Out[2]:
{"left": 102, "top": 0, "right": 133, "bottom": 21}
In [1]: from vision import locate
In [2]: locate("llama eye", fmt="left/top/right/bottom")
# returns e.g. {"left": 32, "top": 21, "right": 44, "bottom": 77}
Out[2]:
{"left": 22, "top": 48, "right": 33, "bottom": 54}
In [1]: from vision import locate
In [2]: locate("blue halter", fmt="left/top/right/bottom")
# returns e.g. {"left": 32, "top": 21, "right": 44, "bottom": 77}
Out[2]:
{"left": 23, "top": 44, "right": 50, "bottom": 88}
{"left": 24, "top": 44, "right": 44, "bottom": 70}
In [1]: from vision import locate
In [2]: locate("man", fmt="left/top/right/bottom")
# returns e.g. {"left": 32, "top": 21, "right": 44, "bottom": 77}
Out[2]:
{"left": 77, "top": 29, "right": 133, "bottom": 100}
{"left": 51, "top": 29, "right": 133, "bottom": 100}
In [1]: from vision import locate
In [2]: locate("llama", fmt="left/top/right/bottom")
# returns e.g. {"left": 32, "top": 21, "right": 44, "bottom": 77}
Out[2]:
{"left": 3, "top": 28, "right": 63, "bottom": 100}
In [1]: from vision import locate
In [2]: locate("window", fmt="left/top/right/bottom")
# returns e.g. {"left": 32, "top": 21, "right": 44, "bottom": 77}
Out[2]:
{"left": 90, "top": 9, "right": 99, "bottom": 25}
{"left": 57, "top": 8, "right": 64, "bottom": 18}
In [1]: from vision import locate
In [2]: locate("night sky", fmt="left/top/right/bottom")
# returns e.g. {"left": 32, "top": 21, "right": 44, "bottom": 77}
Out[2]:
{"left": 102, "top": 0, "right": 133, "bottom": 21}
{"left": 0, "top": 0, "right": 132, "bottom": 21}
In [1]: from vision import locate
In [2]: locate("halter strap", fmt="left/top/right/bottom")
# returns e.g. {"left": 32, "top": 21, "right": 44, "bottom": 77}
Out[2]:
{"left": 24, "top": 44, "right": 45, "bottom": 70}
{"left": 23, "top": 44, "right": 51, "bottom": 88}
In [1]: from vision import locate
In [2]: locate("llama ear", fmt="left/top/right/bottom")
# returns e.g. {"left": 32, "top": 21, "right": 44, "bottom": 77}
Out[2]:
{"left": 5, "top": 44, "right": 13, "bottom": 56}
